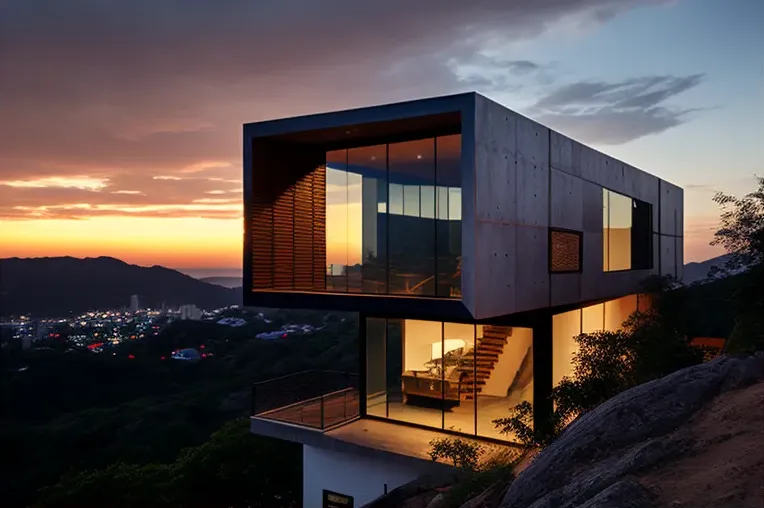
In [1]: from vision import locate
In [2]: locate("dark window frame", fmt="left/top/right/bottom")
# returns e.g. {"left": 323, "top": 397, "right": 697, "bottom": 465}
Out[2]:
{"left": 548, "top": 227, "right": 584, "bottom": 274}
{"left": 602, "top": 188, "right": 654, "bottom": 273}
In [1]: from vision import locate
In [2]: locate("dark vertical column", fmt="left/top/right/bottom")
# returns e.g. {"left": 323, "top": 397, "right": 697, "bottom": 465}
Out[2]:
{"left": 532, "top": 311, "right": 554, "bottom": 435}
{"left": 359, "top": 314, "right": 367, "bottom": 417}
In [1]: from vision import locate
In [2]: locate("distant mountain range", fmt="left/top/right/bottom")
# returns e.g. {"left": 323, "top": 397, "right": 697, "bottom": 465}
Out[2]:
{"left": 0, "top": 256, "right": 240, "bottom": 318}
{"left": 682, "top": 253, "right": 734, "bottom": 285}
{"left": 0, "top": 253, "right": 734, "bottom": 318}
{"left": 200, "top": 276, "right": 243, "bottom": 289}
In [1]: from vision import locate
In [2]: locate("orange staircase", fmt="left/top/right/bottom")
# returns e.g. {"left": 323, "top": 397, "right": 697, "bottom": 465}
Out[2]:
{"left": 457, "top": 325, "right": 512, "bottom": 400}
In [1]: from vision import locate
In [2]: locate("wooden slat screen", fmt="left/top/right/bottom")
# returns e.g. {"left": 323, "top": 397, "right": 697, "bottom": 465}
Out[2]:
{"left": 312, "top": 166, "right": 327, "bottom": 290}
{"left": 249, "top": 144, "right": 327, "bottom": 291}
{"left": 293, "top": 172, "right": 315, "bottom": 290}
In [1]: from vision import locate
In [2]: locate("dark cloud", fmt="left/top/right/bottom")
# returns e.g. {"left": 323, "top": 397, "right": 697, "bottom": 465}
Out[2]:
{"left": 531, "top": 74, "right": 706, "bottom": 144}
{"left": 0, "top": 0, "right": 679, "bottom": 219}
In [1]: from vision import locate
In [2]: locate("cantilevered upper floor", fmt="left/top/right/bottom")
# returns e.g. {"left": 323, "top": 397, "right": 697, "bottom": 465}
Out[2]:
{"left": 243, "top": 92, "right": 683, "bottom": 320}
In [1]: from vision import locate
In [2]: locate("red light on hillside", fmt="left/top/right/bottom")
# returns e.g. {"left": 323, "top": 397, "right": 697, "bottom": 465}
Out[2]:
{"left": 201, "top": 353, "right": 207, "bottom": 359}
{"left": 282, "top": 333, "right": 288, "bottom": 339}
{"left": 200, "top": 345, "right": 205, "bottom": 349}
{"left": 160, "top": 356, "right": 166, "bottom": 360}
{"left": 128, "top": 354, "right": 135, "bottom": 360}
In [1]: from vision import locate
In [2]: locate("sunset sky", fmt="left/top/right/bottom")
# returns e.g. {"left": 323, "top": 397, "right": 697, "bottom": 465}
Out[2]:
{"left": 1, "top": 0, "right": 762, "bottom": 270}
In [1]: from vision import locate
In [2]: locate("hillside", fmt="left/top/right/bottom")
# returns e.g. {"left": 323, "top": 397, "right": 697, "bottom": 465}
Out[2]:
{"left": 0, "top": 256, "right": 240, "bottom": 317}
{"left": 368, "top": 354, "right": 764, "bottom": 508}
{"left": 682, "top": 253, "right": 733, "bottom": 284}
{"left": 199, "top": 276, "right": 243, "bottom": 289}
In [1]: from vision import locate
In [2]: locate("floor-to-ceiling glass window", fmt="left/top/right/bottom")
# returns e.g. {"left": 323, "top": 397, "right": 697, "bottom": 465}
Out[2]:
{"left": 349, "top": 144, "right": 387, "bottom": 294}
{"left": 366, "top": 317, "right": 387, "bottom": 417}
{"left": 476, "top": 325, "right": 533, "bottom": 440}
{"left": 323, "top": 136, "right": 462, "bottom": 298}
{"left": 365, "top": 318, "right": 533, "bottom": 442}
{"left": 388, "top": 139, "right": 437, "bottom": 296}
{"left": 436, "top": 134, "right": 462, "bottom": 297}
{"left": 326, "top": 150, "right": 348, "bottom": 291}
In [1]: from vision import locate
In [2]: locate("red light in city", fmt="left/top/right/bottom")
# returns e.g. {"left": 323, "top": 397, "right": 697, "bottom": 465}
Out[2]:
{"left": 201, "top": 353, "right": 207, "bottom": 358}
{"left": 128, "top": 354, "right": 135, "bottom": 360}
{"left": 282, "top": 333, "right": 288, "bottom": 338}
{"left": 200, "top": 345, "right": 205, "bottom": 349}
{"left": 160, "top": 356, "right": 166, "bottom": 360}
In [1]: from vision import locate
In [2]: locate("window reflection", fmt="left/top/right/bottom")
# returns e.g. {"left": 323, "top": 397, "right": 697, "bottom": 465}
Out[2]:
{"left": 603, "top": 189, "right": 633, "bottom": 271}
{"left": 323, "top": 135, "right": 462, "bottom": 297}
{"left": 388, "top": 139, "right": 436, "bottom": 296}
{"left": 326, "top": 150, "right": 348, "bottom": 292}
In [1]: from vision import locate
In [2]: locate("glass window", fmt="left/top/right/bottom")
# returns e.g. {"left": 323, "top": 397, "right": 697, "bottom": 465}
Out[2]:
{"left": 366, "top": 318, "right": 533, "bottom": 443}
{"left": 349, "top": 144, "right": 387, "bottom": 294}
{"left": 388, "top": 139, "right": 436, "bottom": 296}
{"left": 552, "top": 309, "right": 581, "bottom": 387}
{"left": 366, "top": 317, "right": 387, "bottom": 417}
{"left": 603, "top": 189, "right": 633, "bottom": 272}
{"left": 309, "top": 136, "right": 462, "bottom": 297}
{"left": 436, "top": 135, "right": 462, "bottom": 297}
{"left": 476, "top": 325, "right": 533, "bottom": 440}
{"left": 443, "top": 323, "right": 476, "bottom": 434}
{"left": 326, "top": 150, "right": 348, "bottom": 292}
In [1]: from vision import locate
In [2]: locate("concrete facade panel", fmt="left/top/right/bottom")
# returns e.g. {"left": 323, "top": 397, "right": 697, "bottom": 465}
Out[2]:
{"left": 550, "top": 169, "right": 584, "bottom": 231}
{"left": 474, "top": 96, "right": 517, "bottom": 222}
{"left": 659, "top": 181, "right": 682, "bottom": 236}
{"left": 660, "top": 234, "right": 678, "bottom": 278}
{"left": 473, "top": 221, "right": 517, "bottom": 319}
{"left": 513, "top": 225, "right": 550, "bottom": 314}
{"left": 550, "top": 131, "right": 580, "bottom": 177}
{"left": 581, "top": 231, "right": 604, "bottom": 301}
{"left": 515, "top": 158, "right": 549, "bottom": 228}
{"left": 675, "top": 236, "right": 684, "bottom": 281}
{"left": 551, "top": 272, "right": 582, "bottom": 307}
{"left": 582, "top": 180, "right": 604, "bottom": 234}
{"left": 515, "top": 114, "right": 549, "bottom": 168}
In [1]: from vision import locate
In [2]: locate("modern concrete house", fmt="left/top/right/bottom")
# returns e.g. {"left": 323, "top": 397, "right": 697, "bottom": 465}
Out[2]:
{"left": 243, "top": 92, "right": 683, "bottom": 507}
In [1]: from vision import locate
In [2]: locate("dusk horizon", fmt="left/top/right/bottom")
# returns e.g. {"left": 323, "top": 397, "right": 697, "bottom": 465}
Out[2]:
{"left": 2, "top": 0, "right": 762, "bottom": 268}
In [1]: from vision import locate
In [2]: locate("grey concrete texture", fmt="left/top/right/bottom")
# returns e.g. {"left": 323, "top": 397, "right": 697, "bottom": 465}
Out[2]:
{"left": 500, "top": 353, "right": 764, "bottom": 508}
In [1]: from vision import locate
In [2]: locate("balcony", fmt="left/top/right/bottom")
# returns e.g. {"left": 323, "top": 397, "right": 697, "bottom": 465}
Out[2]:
{"left": 251, "top": 370, "right": 359, "bottom": 430}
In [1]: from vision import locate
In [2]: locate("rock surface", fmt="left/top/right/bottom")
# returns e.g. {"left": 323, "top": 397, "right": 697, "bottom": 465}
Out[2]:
{"left": 361, "top": 354, "right": 764, "bottom": 508}
{"left": 501, "top": 353, "right": 764, "bottom": 508}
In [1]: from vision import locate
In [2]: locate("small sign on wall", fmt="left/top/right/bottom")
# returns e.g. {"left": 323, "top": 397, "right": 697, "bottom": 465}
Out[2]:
{"left": 323, "top": 489, "right": 354, "bottom": 508}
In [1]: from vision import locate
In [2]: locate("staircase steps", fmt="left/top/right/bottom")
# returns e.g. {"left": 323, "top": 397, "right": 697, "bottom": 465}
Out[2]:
{"left": 460, "top": 325, "right": 513, "bottom": 400}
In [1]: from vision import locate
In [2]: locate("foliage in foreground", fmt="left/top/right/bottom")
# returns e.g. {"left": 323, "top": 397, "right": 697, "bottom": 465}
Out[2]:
{"left": 428, "top": 436, "right": 485, "bottom": 471}
{"left": 35, "top": 419, "right": 302, "bottom": 508}
{"left": 494, "top": 292, "right": 705, "bottom": 448}
{"left": 710, "top": 175, "right": 764, "bottom": 354}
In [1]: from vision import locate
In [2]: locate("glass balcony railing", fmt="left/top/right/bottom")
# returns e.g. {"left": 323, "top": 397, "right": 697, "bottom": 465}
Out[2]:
{"left": 251, "top": 370, "right": 359, "bottom": 430}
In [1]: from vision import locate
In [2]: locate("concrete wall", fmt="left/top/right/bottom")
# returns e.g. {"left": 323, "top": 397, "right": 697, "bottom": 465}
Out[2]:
{"left": 303, "top": 445, "right": 422, "bottom": 508}
{"left": 468, "top": 94, "right": 684, "bottom": 319}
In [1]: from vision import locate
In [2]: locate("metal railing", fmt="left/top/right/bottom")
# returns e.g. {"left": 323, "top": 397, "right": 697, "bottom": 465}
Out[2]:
{"left": 251, "top": 370, "right": 359, "bottom": 430}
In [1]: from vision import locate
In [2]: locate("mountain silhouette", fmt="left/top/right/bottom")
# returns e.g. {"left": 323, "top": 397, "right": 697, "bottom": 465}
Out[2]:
{"left": 0, "top": 256, "right": 240, "bottom": 318}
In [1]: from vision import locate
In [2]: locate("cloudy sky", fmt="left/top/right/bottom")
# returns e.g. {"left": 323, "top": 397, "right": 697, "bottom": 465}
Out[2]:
{"left": 0, "top": 0, "right": 761, "bottom": 269}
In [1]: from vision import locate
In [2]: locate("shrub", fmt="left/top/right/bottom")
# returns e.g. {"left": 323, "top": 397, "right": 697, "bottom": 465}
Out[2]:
{"left": 494, "top": 304, "right": 704, "bottom": 448}
{"left": 428, "top": 437, "right": 484, "bottom": 471}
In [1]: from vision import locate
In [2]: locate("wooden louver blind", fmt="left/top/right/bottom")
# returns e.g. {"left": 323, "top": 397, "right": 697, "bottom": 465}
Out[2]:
{"left": 250, "top": 161, "right": 327, "bottom": 291}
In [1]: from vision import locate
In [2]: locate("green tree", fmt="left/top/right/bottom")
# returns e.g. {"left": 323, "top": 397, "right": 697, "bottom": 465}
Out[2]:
{"left": 36, "top": 419, "right": 302, "bottom": 508}
{"left": 710, "top": 175, "right": 764, "bottom": 353}
{"left": 494, "top": 291, "right": 704, "bottom": 448}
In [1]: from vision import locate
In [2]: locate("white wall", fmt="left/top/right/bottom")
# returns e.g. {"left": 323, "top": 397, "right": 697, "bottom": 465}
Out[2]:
{"left": 303, "top": 445, "right": 423, "bottom": 508}
{"left": 482, "top": 327, "right": 533, "bottom": 398}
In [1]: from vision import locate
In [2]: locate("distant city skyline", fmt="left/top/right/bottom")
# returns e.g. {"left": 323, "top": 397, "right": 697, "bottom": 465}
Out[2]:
{"left": 1, "top": 0, "right": 762, "bottom": 267}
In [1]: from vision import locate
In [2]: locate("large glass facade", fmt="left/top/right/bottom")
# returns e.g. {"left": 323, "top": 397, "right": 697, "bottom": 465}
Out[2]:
{"left": 552, "top": 294, "right": 641, "bottom": 386}
{"left": 324, "top": 135, "right": 462, "bottom": 297}
{"left": 364, "top": 318, "right": 534, "bottom": 442}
